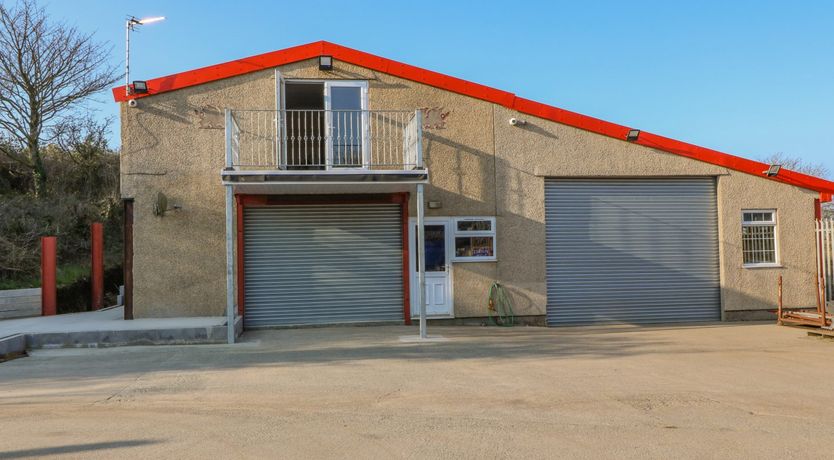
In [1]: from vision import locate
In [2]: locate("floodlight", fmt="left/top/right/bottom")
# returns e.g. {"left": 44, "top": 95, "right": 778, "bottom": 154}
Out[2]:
{"left": 319, "top": 56, "right": 333, "bottom": 71}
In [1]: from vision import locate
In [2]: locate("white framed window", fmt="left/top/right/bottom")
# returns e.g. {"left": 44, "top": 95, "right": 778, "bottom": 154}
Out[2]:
{"left": 741, "top": 210, "right": 779, "bottom": 267}
{"left": 452, "top": 217, "right": 496, "bottom": 262}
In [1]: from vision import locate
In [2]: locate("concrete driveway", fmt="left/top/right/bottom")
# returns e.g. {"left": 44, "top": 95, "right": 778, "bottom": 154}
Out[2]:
{"left": 1, "top": 323, "right": 832, "bottom": 459}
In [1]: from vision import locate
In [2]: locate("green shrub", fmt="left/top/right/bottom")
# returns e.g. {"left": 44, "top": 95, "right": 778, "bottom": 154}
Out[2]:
{"left": 0, "top": 145, "right": 122, "bottom": 291}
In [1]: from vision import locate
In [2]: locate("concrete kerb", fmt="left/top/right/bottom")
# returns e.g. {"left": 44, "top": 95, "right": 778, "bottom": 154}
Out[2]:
{"left": 0, "top": 307, "right": 244, "bottom": 352}
{"left": 0, "top": 334, "right": 27, "bottom": 359}
{"left": 398, "top": 335, "right": 449, "bottom": 343}
{"left": 26, "top": 316, "right": 244, "bottom": 349}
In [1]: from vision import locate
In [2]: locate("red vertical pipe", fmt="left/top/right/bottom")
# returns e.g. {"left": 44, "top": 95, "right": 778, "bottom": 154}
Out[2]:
{"left": 41, "top": 236, "right": 57, "bottom": 316}
{"left": 776, "top": 275, "right": 783, "bottom": 325}
{"left": 814, "top": 198, "right": 824, "bottom": 317}
{"left": 91, "top": 222, "right": 104, "bottom": 310}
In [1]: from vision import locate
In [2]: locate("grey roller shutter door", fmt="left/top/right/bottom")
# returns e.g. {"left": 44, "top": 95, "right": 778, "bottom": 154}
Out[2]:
{"left": 545, "top": 178, "right": 720, "bottom": 325}
{"left": 244, "top": 204, "right": 403, "bottom": 328}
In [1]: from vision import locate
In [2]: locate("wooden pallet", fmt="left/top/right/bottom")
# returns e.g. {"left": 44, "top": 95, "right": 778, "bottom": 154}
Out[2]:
{"left": 782, "top": 324, "right": 834, "bottom": 339}
{"left": 806, "top": 328, "right": 834, "bottom": 339}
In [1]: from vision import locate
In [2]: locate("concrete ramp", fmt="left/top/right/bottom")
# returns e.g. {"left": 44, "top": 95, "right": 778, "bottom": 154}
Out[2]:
{"left": 0, "top": 307, "right": 242, "bottom": 352}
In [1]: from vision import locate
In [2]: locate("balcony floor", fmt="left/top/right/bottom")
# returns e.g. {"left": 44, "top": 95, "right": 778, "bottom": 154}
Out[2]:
{"left": 221, "top": 168, "right": 429, "bottom": 185}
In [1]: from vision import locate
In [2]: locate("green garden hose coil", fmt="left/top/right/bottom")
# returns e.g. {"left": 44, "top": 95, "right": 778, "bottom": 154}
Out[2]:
{"left": 487, "top": 282, "right": 515, "bottom": 327}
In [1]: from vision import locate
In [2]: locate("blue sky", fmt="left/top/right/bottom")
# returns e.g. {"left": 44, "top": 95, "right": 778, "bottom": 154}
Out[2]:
{"left": 43, "top": 0, "right": 834, "bottom": 174}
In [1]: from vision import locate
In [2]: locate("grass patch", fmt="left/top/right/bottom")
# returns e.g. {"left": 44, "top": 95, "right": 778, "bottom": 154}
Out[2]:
{"left": 0, "top": 277, "right": 37, "bottom": 290}
{"left": 0, "top": 263, "right": 90, "bottom": 290}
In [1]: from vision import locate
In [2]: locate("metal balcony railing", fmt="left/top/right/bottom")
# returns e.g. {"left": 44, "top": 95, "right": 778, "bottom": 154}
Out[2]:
{"left": 225, "top": 109, "right": 422, "bottom": 171}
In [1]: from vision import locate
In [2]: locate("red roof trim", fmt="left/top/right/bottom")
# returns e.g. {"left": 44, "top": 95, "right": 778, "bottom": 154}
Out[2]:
{"left": 112, "top": 40, "right": 834, "bottom": 197}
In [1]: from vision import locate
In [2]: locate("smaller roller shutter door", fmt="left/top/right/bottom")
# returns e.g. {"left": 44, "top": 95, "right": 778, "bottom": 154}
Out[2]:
{"left": 244, "top": 204, "right": 404, "bottom": 328}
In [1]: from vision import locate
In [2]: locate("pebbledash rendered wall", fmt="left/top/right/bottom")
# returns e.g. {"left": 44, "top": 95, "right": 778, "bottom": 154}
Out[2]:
{"left": 121, "top": 57, "right": 819, "bottom": 320}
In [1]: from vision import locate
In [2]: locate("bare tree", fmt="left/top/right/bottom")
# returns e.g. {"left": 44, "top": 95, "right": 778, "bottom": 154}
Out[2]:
{"left": 0, "top": 0, "right": 119, "bottom": 196}
{"left": 53, "top": 114, "right": 114, "bottom": 165}
{"left": 760, "top": 152, "right": 831, "bottom": 179}
{"left": 760, "top": 153, "right": 834, "bottom": 219}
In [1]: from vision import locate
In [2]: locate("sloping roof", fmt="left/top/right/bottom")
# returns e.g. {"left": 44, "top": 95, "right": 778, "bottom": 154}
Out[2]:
{"left": 112, "top": 40, "right": 834, "bottom": 199}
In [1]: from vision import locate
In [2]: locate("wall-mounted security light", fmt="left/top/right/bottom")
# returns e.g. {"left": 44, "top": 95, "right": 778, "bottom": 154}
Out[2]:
{"left": 764, "top": 164, "right": 782, "bottom": 177}
{"left": 427, "top": 201, "right": 442, "bottom": 209}
{"left": 626, "top": 129, "right": 640, "bottom": 142}
{"left": 132, "top": 81, "right": 148, "bottom": 94}
{"left": 319, "top": 55, "right": 333, "bottom": 71}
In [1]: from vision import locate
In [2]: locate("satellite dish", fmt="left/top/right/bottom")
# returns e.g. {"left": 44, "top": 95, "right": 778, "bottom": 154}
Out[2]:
{"left": 153, "top": 192, "right": 168, "bottom": 216}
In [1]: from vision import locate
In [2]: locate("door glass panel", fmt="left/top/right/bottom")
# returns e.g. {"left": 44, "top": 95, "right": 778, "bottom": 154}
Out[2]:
{"left": 330, "top": 86, "right": 362, "bottom": 167}
{"left": 414, "top": 224, "right": 446, "bottom": 272}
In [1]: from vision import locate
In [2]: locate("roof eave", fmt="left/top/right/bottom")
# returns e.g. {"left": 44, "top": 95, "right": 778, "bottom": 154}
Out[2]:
{"left": 112, "top": 40, "right": 834, "bottom": 197}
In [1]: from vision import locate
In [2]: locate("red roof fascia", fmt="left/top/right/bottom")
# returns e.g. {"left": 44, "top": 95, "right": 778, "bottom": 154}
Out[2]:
{"left": 111, "top": 41, "right": 326, "bottom": 102}
{"left": 636, "top": 131, "right": 833, "bottom": 194}
{"left": 111, "top": 41, "right": 834, "bottom": 198}
{"left": 319, "top": 42, "right": 518, "bottom": 107}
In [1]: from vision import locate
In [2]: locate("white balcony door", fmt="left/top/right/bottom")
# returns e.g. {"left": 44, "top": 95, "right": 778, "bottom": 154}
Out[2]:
{"left": 324, "top": 81, "right": 369, "bottom": 169}
{"left": 409, "top": 218, "right": 454, "bottom": 318}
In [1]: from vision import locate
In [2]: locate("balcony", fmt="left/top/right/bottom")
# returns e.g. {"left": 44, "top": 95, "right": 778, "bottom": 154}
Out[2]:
{"left": 221, "top": 109, "right": 428, "bottom": 184}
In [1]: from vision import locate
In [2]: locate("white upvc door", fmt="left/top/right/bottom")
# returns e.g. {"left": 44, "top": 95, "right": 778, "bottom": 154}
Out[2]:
{"left": 323, "top": 81, "right": 369, "bottom": 169}
{"left": 409, "top": 217, "right": 454, "bottom": 318}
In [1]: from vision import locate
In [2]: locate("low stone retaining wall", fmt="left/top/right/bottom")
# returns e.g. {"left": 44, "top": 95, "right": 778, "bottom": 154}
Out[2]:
{"left": 0, "top": 288, "right": 40, "bottom": 320}
{"left": 26, "top": 317, "right": 243, "bottom": 349}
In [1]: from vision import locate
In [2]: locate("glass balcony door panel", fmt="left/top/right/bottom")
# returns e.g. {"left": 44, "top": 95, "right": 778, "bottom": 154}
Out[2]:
{"left": 283, "top": 82, "right": 325, "bottom": 170}
{"left": 324, "top": 81, "right": 369, "bottom": 169}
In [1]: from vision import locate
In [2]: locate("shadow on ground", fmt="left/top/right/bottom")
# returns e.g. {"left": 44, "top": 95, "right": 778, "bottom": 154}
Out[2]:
{"left": 0, "top": 322, "right": 776, "bottom": 386}
{"left": 0, "top": 440, "right": 162, "bottom": 459}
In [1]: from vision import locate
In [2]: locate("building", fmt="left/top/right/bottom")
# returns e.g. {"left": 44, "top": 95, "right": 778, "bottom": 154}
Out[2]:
{"left": 114, "top": 41, "right": 834, "bottom": 333}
